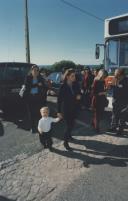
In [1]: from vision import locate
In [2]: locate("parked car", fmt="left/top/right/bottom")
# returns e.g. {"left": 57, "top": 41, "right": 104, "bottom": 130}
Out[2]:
{"left": 47, "top": 72, "right": 63, "bottom": 96}
{"left": 0, "top": 62, "right": 35, "bottom": 116}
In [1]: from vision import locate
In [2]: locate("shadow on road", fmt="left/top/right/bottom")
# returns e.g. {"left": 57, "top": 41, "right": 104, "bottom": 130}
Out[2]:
{"left": 0, "top": 196, "right": 15, "bottom": 201}
{"left": 105, "top": 131, "right": 128, "bottom": 139}
{"left": 0, "top": 120, "right": 4, "bottom": 137}
{"left": 51, "top": 139, "right": 128, "bottom": 168}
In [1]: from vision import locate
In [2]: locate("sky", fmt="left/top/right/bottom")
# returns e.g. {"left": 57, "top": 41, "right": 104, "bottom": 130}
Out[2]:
{"left": 0, "top": 0, "right": 127, "bottom": 65}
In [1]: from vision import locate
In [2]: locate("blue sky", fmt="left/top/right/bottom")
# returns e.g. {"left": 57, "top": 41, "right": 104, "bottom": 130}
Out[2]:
{"left": 0, "top": 0, "right": 127, "bottom": 65}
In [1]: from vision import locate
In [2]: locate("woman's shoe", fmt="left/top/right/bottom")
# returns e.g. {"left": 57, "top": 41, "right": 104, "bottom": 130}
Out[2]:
{"left": 49, "top": 146, "right": 53, "bottom": 152}
{"left": 107, "top": 127, "right": 117, "bottom": 133}
{"left": 96, "top": 128, "right": 100, "bottom": 133}
{"left": 68, "top": 136, "right": 75, "bottom": 141}
{"left": 64, "top": 141, "right": 72, "bottom": 151}
{"left": 91, "top": 122, "right": 94, "bottom": 128}
{"left": 94, "top": 128, "right": 100, "bottom": 134}
{"left": 43, "top": 145, "right": 47, "bottom": 149}
{"left": 116, "top": 128, "right": 123, "bottom": 136}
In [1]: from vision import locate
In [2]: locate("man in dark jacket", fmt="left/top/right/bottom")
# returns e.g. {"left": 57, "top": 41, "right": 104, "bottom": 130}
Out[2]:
{"left": 110, "top": 69, "right": 128, "bottom": 135}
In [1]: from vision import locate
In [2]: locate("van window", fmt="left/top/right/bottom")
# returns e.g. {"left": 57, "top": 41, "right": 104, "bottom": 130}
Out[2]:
{"left": 0, "top": 63, "right": 32, "bottom": 84}
{"left": 5, "top": 66, "right": 29, "bottom": 83}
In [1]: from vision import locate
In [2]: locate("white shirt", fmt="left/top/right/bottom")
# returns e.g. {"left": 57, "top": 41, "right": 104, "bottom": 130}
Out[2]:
{"left": 38, "top": 116, "right": 60, "bottom": 133}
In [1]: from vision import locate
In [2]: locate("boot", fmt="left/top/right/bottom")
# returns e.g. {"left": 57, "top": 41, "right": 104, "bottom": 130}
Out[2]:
{"left": 64, "top": 141, "right": 72, "bottom": 151}
{"left": 116, "top": 127, "right": 123, "bottom": 136}
{"left": 68, "top": 136, "right": 75, "bottom": 141}
{"left": 107, "top": 127, "right": 117, "bottom": 133}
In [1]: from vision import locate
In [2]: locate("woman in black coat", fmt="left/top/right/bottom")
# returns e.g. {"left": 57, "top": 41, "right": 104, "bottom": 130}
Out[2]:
{"left": 24, "top": 65, "right": 47, "bottom": 133}
{"left": 57, "top": 69, "right": 81, "bottom": 150}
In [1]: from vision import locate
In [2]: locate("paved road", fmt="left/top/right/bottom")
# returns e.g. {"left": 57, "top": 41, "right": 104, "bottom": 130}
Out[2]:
{"left": 55, "top": 164, "right": 128, "bottom": 201}
{"left": 0, "top": 94, "right": 110, "bottom": 163}
{"left": 0, "top": 95, "right": 127, "bottom": 163}
{"left": 55, "top": 140, "right": 128, "bottom": 201}
{"left": 0, "top": 97, "right": 63, "bottom": 161}
{"left": 0, "top": 95, "right": 128, "bottom": 201}
{"left": 0, "top": 121, "right": 41, "bottom": 162}
{"left": 0, "top": 117, "right": 128, "bottom": 201}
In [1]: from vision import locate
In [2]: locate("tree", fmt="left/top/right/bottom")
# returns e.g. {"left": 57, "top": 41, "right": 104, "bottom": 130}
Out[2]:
{"left": 51, "top": 60, "right": 76, "bottom": 72}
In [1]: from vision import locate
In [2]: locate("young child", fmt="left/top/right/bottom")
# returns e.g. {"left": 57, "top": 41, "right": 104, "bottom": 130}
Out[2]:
{"left": 38, "top": 106, "right": 62, "bottom": 151}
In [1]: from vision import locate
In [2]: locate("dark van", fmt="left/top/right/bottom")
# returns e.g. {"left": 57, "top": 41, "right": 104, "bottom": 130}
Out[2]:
{"left": 0, "top": 62, "right": 34, "bottom": 116}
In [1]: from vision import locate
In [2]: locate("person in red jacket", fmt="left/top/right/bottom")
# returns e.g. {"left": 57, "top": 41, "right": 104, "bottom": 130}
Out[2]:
{"left": 91, "top": 69, "right": 108, "bottom": 133}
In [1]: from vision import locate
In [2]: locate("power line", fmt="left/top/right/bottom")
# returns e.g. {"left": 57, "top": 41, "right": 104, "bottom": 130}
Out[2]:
{"left": 60, "top": 0, "right": 104, "bottom": 22}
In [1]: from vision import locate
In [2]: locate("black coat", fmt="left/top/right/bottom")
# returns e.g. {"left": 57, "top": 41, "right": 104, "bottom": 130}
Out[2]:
{"left": 112, "top": 77, "right": 128, "bottom": 105}
{"left": 57, "top": 81, "right": 81, "bottom": 116}
{"left": 24, "top": 74, "right": 47, "bottom": 100}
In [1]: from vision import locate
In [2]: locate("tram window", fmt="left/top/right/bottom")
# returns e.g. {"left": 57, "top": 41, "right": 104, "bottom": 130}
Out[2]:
{"left": 120, "top": 39, "right": 128, "bottom": 66}
{"left": 109, "top": 16, "right": 128, "bottom": 35}
{"left": 108, "top": 40, "right": 118, "bottom": 66}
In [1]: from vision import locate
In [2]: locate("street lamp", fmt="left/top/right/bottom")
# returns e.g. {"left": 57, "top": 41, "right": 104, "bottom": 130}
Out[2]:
{"left": 25, "top": 0, "right": 30, "bottom": 63}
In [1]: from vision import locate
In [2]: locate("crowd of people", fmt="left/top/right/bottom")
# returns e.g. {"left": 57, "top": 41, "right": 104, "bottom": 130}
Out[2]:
{"left": 21, "top": 65, "right": 128, "bottom": 151}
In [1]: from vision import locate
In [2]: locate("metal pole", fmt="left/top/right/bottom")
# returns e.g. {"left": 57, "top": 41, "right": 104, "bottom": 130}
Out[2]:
{"left": 25, "top": 0, "right": 30, "bottom": 63}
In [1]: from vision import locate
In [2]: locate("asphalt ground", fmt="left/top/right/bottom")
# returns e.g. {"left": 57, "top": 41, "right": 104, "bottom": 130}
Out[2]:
{"left": 0, "top": 96, "right": 127, "bottom": 163}
{"left": 0, "top": 96, "right": 128, "bottom": 201}
{"left": 0, "top": 96, "right": 111, "bottom": 162}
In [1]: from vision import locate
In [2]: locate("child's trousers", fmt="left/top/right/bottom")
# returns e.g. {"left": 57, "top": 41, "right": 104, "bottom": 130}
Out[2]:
{"left": 39, "top": 130, "right": 53, "bottom": 148}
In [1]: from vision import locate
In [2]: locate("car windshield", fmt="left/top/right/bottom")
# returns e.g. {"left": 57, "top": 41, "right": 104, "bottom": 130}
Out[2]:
{"left": 48, "top": 72, "right": 62, "bottom": 83}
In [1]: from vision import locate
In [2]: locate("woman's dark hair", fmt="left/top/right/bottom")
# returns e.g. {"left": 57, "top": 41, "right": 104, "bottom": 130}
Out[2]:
{"left": 28, "top": 65, "right": 39, "bottom": 75}
{"left": 118, "top": 68, "right": 125, "bottom": 76}
{"left": 31, "top": 65, "right": 39, "bottom": 70}
{"left": 95, "top": 69, "right": 108, "bottom": 80}
{"left": 63, "top": 68, "right": 75, "bottom": 81}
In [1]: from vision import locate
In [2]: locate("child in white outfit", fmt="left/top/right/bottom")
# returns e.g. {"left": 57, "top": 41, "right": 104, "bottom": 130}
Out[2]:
{"left": 38, "top": 106, "right": 61, "bottom": 151}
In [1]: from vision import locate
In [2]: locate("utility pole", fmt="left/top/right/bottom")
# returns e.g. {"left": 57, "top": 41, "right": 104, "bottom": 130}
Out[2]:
{"left": 25, "top": 0, "right": 30, "bottom": 63}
